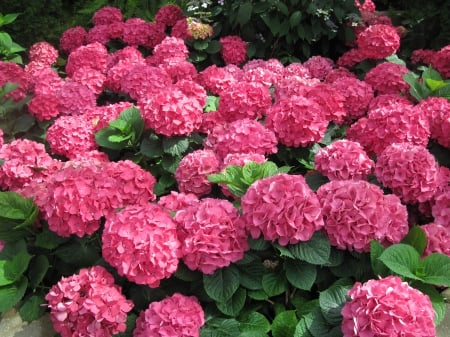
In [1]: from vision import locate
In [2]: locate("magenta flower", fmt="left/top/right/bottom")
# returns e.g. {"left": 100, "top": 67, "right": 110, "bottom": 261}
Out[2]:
{"left": 431, "top": 45, "right": 450, "bottom": 78}
{"left": 133, "top": 293, "right": 205, "bottom": 337}
{"left": 59, "top": 26, "right": 87, "bottom": 53}
{"left": 418, "top": 97, "right": 450, "bottom": 149}
{"left": 65, "top": 42, "right": 108, "bottom": 77}
{"left": 317, "top": 180, "right": 408, "bottom": 252}
{"left": 305, "top": 83, "right": 347, "bottom": 124}
{"left": 357, "top": 24, "right": 401, "bottom": 60}
{"left": 28, "top": 41, "right": 58, "bottom": 66}
{"left": 92, "top": 6, "right": 123, "bottom": 26}
{"left": 175, "top": 149, "right": 220, "bottom": 196}
{"left": 375, "top": 143, "right": 439, "bottom": 203}
{"left": 158, "top": 191, "right": 199, "bottom": 213}
{"left": 204, "top": 118, "right": 278, "bottom": 160}
{"left": 364, "top": 62, "right": 410, "bottom": 95}
{"left": 70, "top": 66, "right": 106, "bottom": 96}
{"left": 28, "top": 93, "right": 60, "bottom": 121}
{"left": 175, "top": 198, "right": 248, "bottom": 274}
{"left": 220, "top": 35, "right": 247, "bottom": 65}
{"left": 341, "top": 276, "right": 436, "bottom": 337}
{"left": 314, "top": 140, "right": 374, "bottom": 181}
{"left": 198, "top": 64, "right": 243, "bottom": 95}
{"left": 155, "top": 4, "right": 184, "bottom": 27}
{"left": 102, "top": 203, "right": 181, "bottom": 287}
{"left": 241, "top": 173, "right": 324, "bottom": 246}
{"left": 422, "top": 222, "right": 450, "bottom": 257}
{"left": 432, "top": 187, "right": 450, "bottom": 228}
{"left": 303, "top": 55, "right": 334, "bottom": 80}
{"left": 45, "top": 266, "right": 133, "bottom": 337}
{"left": 150, "top": 36, "right": 189, "bottom": 65}
{"left": 121, "top": 64, "right": 171, "bottom": 100}
{"left": 56, "top": 81, "right": 97, "bottom": 116}
{"left": 0, "top": 61, "right": 29, "bottom": 101}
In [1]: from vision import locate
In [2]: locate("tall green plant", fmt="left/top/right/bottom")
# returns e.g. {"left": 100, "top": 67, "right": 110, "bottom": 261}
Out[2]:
{"left": 0, "top": 13, "right": 25, "bottom": 63}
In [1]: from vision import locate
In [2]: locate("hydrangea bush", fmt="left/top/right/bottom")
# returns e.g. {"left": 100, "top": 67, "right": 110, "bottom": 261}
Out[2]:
{"left": 0, "top": 1, "right": 450, "bottom": 337}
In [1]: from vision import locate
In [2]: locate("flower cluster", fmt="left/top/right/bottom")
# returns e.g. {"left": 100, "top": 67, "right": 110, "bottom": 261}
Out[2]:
{"left": 241, "top": 173, "right": 324, "bottom": 246}
{"left": 418, "top": 97, "right": 450, "bottom": 149}
{"left": 45, "top": 266, "right": 133, "bottom": 337}
{"left": 134, "top": 293, "right": 205, "bottom": 337}
{"left": 317, "top": 180, "right": 408, "bottom": 252}
{"left": 303, "top": 56, "right": 334, "bottom": 80}
{"left": 375, "top": 143, "right": 439, "bottom": 203}
{"left": 314, "top": 140, "right": 374, "bottom": 181}
{"left": 102, "top": 203, "right": 181, "bottom": 287}
{"left": 175, "top": 198, "right": 248, "bottom": 274}
{"left": 219, "top": 35, "right": 247, "bottom": 65}
{"left": 364, "top": 61, "right": 410, "bottom": 95}
{"left": 422, "top": 222, "right": 450, "bottom": 257}
{"left": 356, "top": 24, "right": 401, "bottom": 60}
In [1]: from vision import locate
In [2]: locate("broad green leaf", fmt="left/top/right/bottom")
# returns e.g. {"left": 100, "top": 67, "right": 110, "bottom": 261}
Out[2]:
{"left": 239, "top": 331, "right": 268, "bottom": 337}
{"left": 27, "top": 255, "right": 50, "bottom": 290}
{"left": 109, "top": 119, "right": 129, "bottom": 132}
{"left": 216, "top": 287, "right": 246, "bottom": 316}
{"left": 294, "top": 319, "right": 313, "bottom": 337}
{"left": 204, "top": 96, "right": 219, "bottom": 112}
{"left": 284, "top": 259, "right": 316, "bottom": 291}
{"left": 304, "top": 171, "right": 329, "bottom": 191}
{"left": 204, "top": 265, "right": 240, "bottom": 302}
{"left": 95, "top": 128, "right": 128, "bottom": 150}
{"left": 140, "top": 134, "right": 163, "bottom": 158}
{"left": 4, "top": 251, "right": 32, "bottom": 282}
{"left": 0, "top": 240, "right": 26, "bottom": 260}
{"left": 401, "top": 226, "right": 427, "bottom": 256}
{"left": 421, "top": 67, "right": 443, "bottom": 81}
{"left": 237, "top": 2, "right": 253, "bottom": 26}
{"left": 12, "top": 114, "right": 35, "bottom": 134}
{"left": 287, "top": 232, "right": 331, "bottom": 265}
{"left": 162, "top": 136, "right": 190, "bottom": 156}
{"left": 319, "top": 284, "right": 351, "bottom": 325}
{"left": 108, "top": 134, "right": 131, "bottom": 143}
{"left": 421, "top": 253, "right": 450, "bottom": 286}
{"left": 302, "top": 307, "right": 332, "bottom": 337}
{"left": 0, "top": 260, "right": 14, "bottom": 286}
{"left": 433, "top": 84, "right": 450, "bottom": 99}
{"left": 0, "top": 191, "right": 37, "bottom": 221}
{"left": 378, "top": 243, "right": 422, "bottom": 280}
{"left": 0, "top": 13, "right": 19, "bottom": 26}
{"left": 274, "top": 244, "right": 295, "bottom": 259}
{"left": 385, "top": 54, "right": 406, "bottom": 66}
{"left": 34, "top": 227, "right": 69, "bottom": 249}
{"left": 370, "top": 240, "right": 390, "bottom": 277}
{"left": 55, "top": 239, "right": 101, "bottom": 267}
{"left": 161, "top": 155, "right": 181, "bottom": 174}
{"left": 247, "top": 289, "right": 269, "bottom": 300}
{"left": 271, "top": 310, "right": 298, "bottom": 337}
{"left": 426, "top": 78, "right": 447, "bottom": 91}
{"left": 19, "top": 294, "right": 46, "bottom": 322}
{"left": 194, "top": 40, "right": 209, "bottom": 50}
{"left": 237, "top": 263, "right": 264, "bottom": 290}
{"left": 205, "top": 40, "right": 222, "bottom": 54}
{"left": 0, "top": 276, "right": 28, "bottom": 312}
{"left": 201, "top": 318, "right": 240, "bottom": 337}
{"left": 239, "top": 312, "right": 270, "bottom": 333}
{"left": 0, "top": 32, "right": 12, "bottom": 48}
{"left": 248, "top": 237, "right": 271, "bottom": 251}
{"left": 262, "top": 272, "right": 287, "bottom": 297}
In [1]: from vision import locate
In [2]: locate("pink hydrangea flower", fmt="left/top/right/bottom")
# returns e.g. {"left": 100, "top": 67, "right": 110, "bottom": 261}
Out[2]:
{"left": 431, "top": 45, "right": 450, "bottom": 78}
{"left": 133, "top": 293, "right": 204, "bottom": 337}
{"left": 121, "top": 64, "right": 171, "bottom": 100}
{"left": 174, "top": 79, "right": 206, "bottom": 107}
{"left": 149, "top": 36, "right": 189, "bottom": 66}
{"left": 28, "top": 41, "right": 58, "bottom": 66}
{"left": 411, "top": 48, "right": 435, "bottom": 65}
{"left": 317, "top": 180, "right": 408, "bottom": 252}
{"left": 357, "top": 24, "right": 400, "bottom": 60}
{"left": 138, "top": 87, "right": 203, "bottom": 136}
{"left": 107, "top": 46, "right": 144, "bottom": 69}
{"left": 273, "top": 76, "right": 320, "bottom": 101}
{"left": 65, "top": 42, "right": 108, "bottom": 77}
{"left": 324, "top": 67, "right": 357, "bottom": 83}
{"left": 155, "top": 4, "right": 184, "bottom": 27}
{"left": 266, "top": 95, "right": 328, "bottom": 147}
{"left": 158, "top": 191, "right": 199, "bottom": 213}
{"left": 198, "top": 64, "right": 243, "bottom": 95}
{"left": 92, "top": 6, "right": 123, "bottom": 26}
{"left": 220, "top": 35, "right": 247, "bottom": 66}
{"left": 303, "top": 56, "right": 334, "bottom": 80}
{"left": 367, "top": 93, "right": 412, "bottom": 112}
{"left": 102, "top": 203, "right": 181, "bottom": 287}
{"left": 241, "top": 59, "right": 284, "bottom": 87}
{"left": 422, "top": 223, "right": 450, "bottom": 257}
{"left": 174, "top": 149, "right": 220, "bottom": 196}
{"left": 105, "top": 60, "right": 144, "bottom": 93}
{"left": 175, "top": 198, "right": 248, "bottom": 274}
{"left": 171, "top": 18, "right": 192, "bottom": 40}
{"left": 86, "top": 101, "right": 134, "bottom": 131}
{"left": 204, "top": 118, "right": 278, "bottom": 160}
{"left": 121, "top": 18, "right": 151, "bottom": 47}
{"left": 70, "top": 66, "right": 106, "bottom": 96}
{"left": 86, "top": 24, "right": 113, "bottom": 45}
{"left": 336, "top": 48, "right": 366, "bottom": 68}
{"left": 217, "top": 80, "right": 272, "bottom": 122}
{"left": 283, "top": 62, "right": 311, "bottom": 79}
{"left": 364, "top": 62, "right": 410, "bottom": 95}
{"left": 0, "top": 61, "right": 29, "bottom": 101}
{"left": 45, "top": 266, "right": 133, "bottom": 337}
{"left": 432, "top": 187, "right": 450, "bottom": 228}
{"left": 27, "top": 93, "right": 60, "bottom": 121}
{"left": 241, "top": 173, "right": 324, "bottom": 246}
{"left": 158, "top": 58, "right": 198, "bottom": 83}
{"left": 418, "top": 97, "right": 450, "bottom": 148}
{"left": 341, "top": 276, "right": 436, "bottom": 337}
{"left": 331, "top": 76, "right": 374, "bottom": 121}
{"left": 314, "top": 140, "right": 374, "bottom": 181}
{"left": 28, "top": 67, "right": 64, "bottom": 96}
{"left": 59, "top": 26, "right": 87, "bottom": 53}
{"left": 56, "top": 81, "right": 97, "bottom": 115}
{"left": 346, "top": 102, "right": 430, "bottom": 156}
{"left": 305, "top": 83, "right": 347, "bottom": 124}
{"left": 46, "top": 115, "right": 97, "bottom": 159}
{"left": 0, "top": 138, "right": 60, "bottom": 192}
{"left": 355, "top": 0, "right": 376, "bottom": 12}
{"left": 0, "top": 128, "right": 3, "bottom": 149}
{"left": 375, "top": 143, "right": 440, "bottom": 204}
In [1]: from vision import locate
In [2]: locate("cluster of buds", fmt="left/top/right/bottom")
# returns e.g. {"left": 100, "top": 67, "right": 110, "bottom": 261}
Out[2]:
{"left": 187, "top": 18, "right": 214, "bottom": 40}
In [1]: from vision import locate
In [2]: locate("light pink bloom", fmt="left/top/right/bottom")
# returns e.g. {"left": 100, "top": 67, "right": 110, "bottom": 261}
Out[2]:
{"left": 28, "top": 41, "right": 58, "bottom": 66}
{"left": 158, "top": 191, "right": 199, "bottom": 213}
{"left": 422, "top": 222, "right": 450, "bottom": 257}
{"left": 198, "top": 64, "right": 243, "bottom": 95}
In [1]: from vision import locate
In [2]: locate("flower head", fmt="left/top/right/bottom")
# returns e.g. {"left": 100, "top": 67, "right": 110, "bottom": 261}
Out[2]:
{"left": 375, "top": 143, "right": 439, "bottom": 204}
{"left": 174, "top": 149, "right": 220, "bottom": 196}
{"left": 155, "top": 4, "right": 184, "bottom": 27}
{"left": 120, "top": 64, "right": 171, "bottom": 100}
{"left": 199, "top": 64, "right": 243, "bottom": 95}
{"left": 418, "top": 97, "right": 450, "bottom": 148}
{"left": 28, "top": 41, "right": 58, "bottom": 66}
{"left": 56, "top": 81, "right": 97, "bottom": 116}
{"left": 0, "top": 61, "right": 29, "bottom": 101}
{"left": 241, "top": 174, "right": 324, "bottom": 246}
{"left": 102, "top": 203, "right": 181, "bottom": 287}
{"left": 158, "top": 191, "right": 199, "bottom": 213}
{"left": 364, "top": 62, "right": 410, "bottom": 95}
{"left": 341, "top": 276, "right": 436, "bottom": 337}
{"left": 357, "top": 24, "right": 400, "bottom": 60}
{"left": 303, "top": 55, "right": 334, "bottom": 80}
{"left": 314, "top": 140, "right": 374, "bottom": 181}
{"left": 305, "top": 83, "right": 347, "bottom": 124}
{"left": 317, "top": 180, "right": 408, "bottom": 252}
{"left": 220, "top": 35, "right": 247, "bottom": 65}
{"left": 432, "top": 187, "right": 450, "bottom": 228}
{"left": 431, "top": 45, "right": 450, "bottom": 78}
{"left": 175, "top": 198, "right": 248, "bottom": 274}
{"left": 422, "top": 222, "right": 450, "bottom": 257}
{"left": 60, "top": 26, "right": 87, "bottom": 53}
{"left": 92, "top": 6, "right": 123, "bottom": 26}
{"left": 65, "top": 42, "right": 108, "bottom": 77}
{"left": 133, "top": 293, "right": 204, "bottom": 337}
{"left": 45, "top": 266, "right": 133, "bottom": 337}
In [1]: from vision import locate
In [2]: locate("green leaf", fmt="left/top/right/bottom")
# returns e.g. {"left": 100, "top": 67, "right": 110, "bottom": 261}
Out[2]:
{"left": 237, "top": 2, "right": 253, "bottom": 26}
{"left": 55, "top": 238, "right": 101, "bottom": 267}
{"left": 0, "top": 191, "right": 37, "bottom": 221}
{"left": 432, "top": 84, "right": 450, "bottom": 99}
{"left": 0, "top": 240, "right": 26, "bottom": 260}
{"left": 205, "top": 40, "right": 222, "bottom": 54}
{"left": 4, "top": 251, "right": 32, "bottom": 282}
{"left": 247, "top": 289, "right": 269, "bottom": 301}
{"left": 239, "top": 312, "right": 270, "bottom": 333}
{"left": 19, "top": 294, "right": 46, "bottom": 322}
{"left": 284, "top": 259, "right": 316, "bottom": 291}
{"left": 421, "top": 67, "right": 443, "bottom": 81}
{"left": 140, "top": 134, "right": 163, "bottom": 158}
{"left": 248, "top": 237, "right": 271, "bottom": 251}
{"left": 421, "top": 253, "right": 450, "bottom": 286}
{"left": 13, "top": 114, "right": 35, "bottom": 134}
{"left": 109, "top": 119, "right": 129, "bottom": 132}
{"left": 426, "top": 78, "right": 447, "bottom": 91}
{"left": 95, "top": 128, "right": 128, "bottom": 150}
{"left": 201, "top": 318, "right": 241, "bottom": 337}
{"left": 194, "top": 40, "right": 209, "bottom": 51}
{"left": 237, "top": 263, "right": 264, "bottom": 290}
{"left": 27, "top": 255, "right": 49, "bottom": 290}
{"left": 401, "top": 226, "right": 427, "bottom": 256}
{"left": 216, "top": 287, "right": 246, "bottom": 316}
{"left": 271, "top": 310, "right": 298, "bottom": 337}
{"left": 34, "top": 226, "right": 69, "bottom": 249}
{"left": 161, "top": 155, "right": 181, "bottom": 174}
{"left": 262, "top": 272, "right": 287, "bottom": 297}
{"left": 205, "top": 96, "right": 219, "bottom": 112}
{"left": 204, "top": 265, "right": 240, "bottom": 302}
{"left": 385, "top": 54, "right": 406, "bottom": 66}
{"left": 378, "top": 243, "right": 422, "bottom": 280}
{"left": 370, "top": 240, "right": 390, "bottom": 277}
{"left": 0, "top": 13, "right": 19, "bottom": 26}
{"left": 108, "top": 133, "right": 131, "bottom": 143}
{"left": 294, "top": 319, "right": 313, "bottom": 337}
{"left": 162, "top": 136, "right": 190, "bottom": 156}
{"left": 287, "top": 232, "right": 331, "bottom": 265}
{"left": 0, "top": 261, "right": 14, "bottom": 286}
{"left": 0, "top": 32, "right": 12, "bottom": 49}
{"left": 0, "top": 276, "right": 28, "bottom": 312}
{"left": 302, "top": 307, "right": 333, "bottom": 337}
{"left": 319, "top": 284, "right": 351, "bottom": 325}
